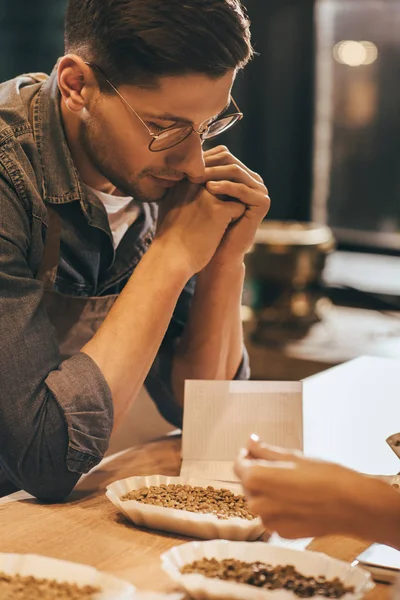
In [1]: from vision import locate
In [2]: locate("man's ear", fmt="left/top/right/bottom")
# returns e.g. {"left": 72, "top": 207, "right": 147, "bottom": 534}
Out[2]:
{"left": 57, "top": 54, "right": 97, "bottom": 113}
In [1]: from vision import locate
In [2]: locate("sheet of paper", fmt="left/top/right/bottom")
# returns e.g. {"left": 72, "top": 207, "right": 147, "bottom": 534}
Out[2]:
{"left": 181, "top": 380, "right": 303, "bottom": 481}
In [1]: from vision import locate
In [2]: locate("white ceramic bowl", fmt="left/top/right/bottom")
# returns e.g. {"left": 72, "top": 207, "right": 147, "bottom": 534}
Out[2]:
{"left": 106, "top": 475, "right": 264, "bottom": 541}
{"left": 0, "top": 552, "right": 136, "bottom": 599}
{"left": 161, "top": 540, "right": 375, "bottom": 600}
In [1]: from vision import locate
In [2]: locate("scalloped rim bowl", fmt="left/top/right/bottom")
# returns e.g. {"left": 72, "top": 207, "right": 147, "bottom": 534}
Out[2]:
{"left": 161, "top": 540, "right": 375, "bottom": 600}
{"left": 0, "top": 552, "right": 136, "bottom": 599}
{"left": 106, "top": 475, "right": 265, "bottom": 541}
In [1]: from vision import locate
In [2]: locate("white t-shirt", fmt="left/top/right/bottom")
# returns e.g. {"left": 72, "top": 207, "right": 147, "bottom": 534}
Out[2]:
{"left": 85, "top": 185, "right": 141, "bottom": 248}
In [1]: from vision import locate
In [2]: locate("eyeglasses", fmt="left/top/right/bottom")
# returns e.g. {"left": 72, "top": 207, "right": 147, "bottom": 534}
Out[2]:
{"left": 84, "top": 62, "right": 243, "bottom": 152}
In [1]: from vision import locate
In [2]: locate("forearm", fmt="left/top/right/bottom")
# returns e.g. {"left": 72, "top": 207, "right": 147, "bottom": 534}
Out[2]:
{"left": 172, "top": 259, "right": 245, "bottom": 403}
{"left": 82, "top": 239, "right": 191, "bottom": 429}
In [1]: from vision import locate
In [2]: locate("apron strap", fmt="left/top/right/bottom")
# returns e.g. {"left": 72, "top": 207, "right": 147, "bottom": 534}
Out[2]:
{"left": 36, "top": 206, "right": 62, "bottom": 289}
{"left": 30, "top": 92, "right": 62, "bottom": 290}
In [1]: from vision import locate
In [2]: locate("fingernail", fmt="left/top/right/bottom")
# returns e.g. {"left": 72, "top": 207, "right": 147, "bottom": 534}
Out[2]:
{"left": 250, "top": 433, "right": 259, "bottom": 443}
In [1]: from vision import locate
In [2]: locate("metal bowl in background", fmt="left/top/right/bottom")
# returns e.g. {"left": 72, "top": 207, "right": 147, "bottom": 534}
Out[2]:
{"left": 244, "top": 221, "right": 335, "bottom": 345}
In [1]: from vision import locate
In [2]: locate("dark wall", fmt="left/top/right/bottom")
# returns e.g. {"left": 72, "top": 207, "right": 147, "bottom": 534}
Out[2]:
{"left": 221, "top": 0, "right": 315, "bottom": 221}
{"left": 0, "top": 0, "right": 66, "bottom": 80}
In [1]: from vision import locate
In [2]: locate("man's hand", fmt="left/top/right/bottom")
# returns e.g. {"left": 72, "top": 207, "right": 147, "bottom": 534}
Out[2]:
{"left": 155, "top": 179, "right": 246, "bottom": 276}
{"left": 203, "top": 145, "right": 271, "bottom": 266}
{"left": 234, "top": 435, "right": 400, "bottom": 541}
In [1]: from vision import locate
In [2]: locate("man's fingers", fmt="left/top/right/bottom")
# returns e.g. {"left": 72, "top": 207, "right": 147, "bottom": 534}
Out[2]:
{"left": 203, "top": 144, "right": 227, "bottom": 157}
{"left": 204, "top": 164, "right": 262, "bottom": 191}
{"left": 204, "top": 145, "right": 264, "bottom": 184}
{"left": 162, "top": 180, "right": 203, "bottom": 209}
{"left": 221, "top": 199, "right": 247, "bottom": 222}
{"left": 203, "top": 144, "right": 234, "bottom": 159}
{"left": 206, "top": 180, "right": 270, "bottom": 213}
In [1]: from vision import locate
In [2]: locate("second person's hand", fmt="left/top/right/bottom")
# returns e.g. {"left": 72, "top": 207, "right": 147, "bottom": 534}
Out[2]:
{"left": 234, "top": 435, "right": 393, "bottom": 540}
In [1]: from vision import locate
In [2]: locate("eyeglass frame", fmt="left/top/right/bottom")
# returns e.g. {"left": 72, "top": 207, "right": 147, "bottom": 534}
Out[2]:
{"left": 83, "top": 61, "right": 243, "bottom": 152}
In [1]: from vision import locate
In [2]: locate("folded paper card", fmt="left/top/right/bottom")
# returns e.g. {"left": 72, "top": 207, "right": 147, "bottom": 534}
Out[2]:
{"left": 181, "top": 380, "right": 303, "bottom": 482}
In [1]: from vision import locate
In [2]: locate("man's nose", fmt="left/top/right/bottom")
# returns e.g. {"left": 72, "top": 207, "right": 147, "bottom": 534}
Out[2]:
{"left": 166, "top": 133, "right": 206, "bottom": 183}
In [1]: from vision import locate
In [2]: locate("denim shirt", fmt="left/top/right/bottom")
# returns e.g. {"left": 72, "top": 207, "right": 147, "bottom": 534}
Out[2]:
{"left": 0, "top": 69, "right": 250, "bottom": 500}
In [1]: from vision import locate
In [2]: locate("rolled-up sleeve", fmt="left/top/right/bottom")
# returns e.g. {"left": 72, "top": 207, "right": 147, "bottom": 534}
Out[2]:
{"left": 0, "top": 180, "right": 113, "bottom": 500}
{"left": 45, "top": 353, "right": 113, "bottom": 472}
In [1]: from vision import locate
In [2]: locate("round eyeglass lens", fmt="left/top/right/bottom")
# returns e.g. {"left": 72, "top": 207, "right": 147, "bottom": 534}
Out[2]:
{"left": 205, "top": 115, "right": 241, "bottom": 139}
{"left": 150, "top": 125, "right": 193, "bottom": 151}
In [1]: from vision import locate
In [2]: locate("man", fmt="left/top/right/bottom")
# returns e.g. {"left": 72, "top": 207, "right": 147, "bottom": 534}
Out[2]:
{"left": 0, "top": 0, "right": 270, "bottom": 500}
{"left": 235, "top": 435, "right": 400, "bottom": 550}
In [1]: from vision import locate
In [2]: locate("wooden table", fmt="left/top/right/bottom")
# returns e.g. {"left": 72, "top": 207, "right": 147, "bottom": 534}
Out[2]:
{"left": 0, "top": 436, "right": 390, "bottom": 598}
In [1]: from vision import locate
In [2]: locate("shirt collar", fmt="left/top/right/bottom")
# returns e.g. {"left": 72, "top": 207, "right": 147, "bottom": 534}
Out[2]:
{"left": 31, "top": 67, "right": 85, "bottom": 205}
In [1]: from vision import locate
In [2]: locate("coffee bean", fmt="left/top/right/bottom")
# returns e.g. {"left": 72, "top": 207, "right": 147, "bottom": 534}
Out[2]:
{"left": 0, "top": 572, "right": 99, "bottom": 599}
{"left": 121, "top": 484, "right": 257, "bottom": 520}
{"left": 180, "top": 559, "right": 355, "bottom": 598}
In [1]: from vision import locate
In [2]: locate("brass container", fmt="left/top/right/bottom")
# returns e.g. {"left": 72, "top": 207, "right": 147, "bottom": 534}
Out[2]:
{"left": 245, "top": 221, "right": 335, "bottom": 344}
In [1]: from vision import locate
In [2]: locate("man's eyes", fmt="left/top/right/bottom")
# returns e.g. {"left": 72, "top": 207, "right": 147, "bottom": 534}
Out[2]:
{"left": 147, "top": 122, "right": 176, "bottom": 133}
{"left": 147, "top": 122, "right": 165, "bottom": 133}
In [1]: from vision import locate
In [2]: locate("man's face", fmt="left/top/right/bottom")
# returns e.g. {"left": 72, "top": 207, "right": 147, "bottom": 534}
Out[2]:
{"left": 79, "top": 71, "right": 236, "bottom": 201}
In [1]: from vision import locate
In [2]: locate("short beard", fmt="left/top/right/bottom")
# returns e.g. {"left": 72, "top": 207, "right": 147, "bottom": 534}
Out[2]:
{"left": 78, "top": 117, "right": 166, "bottom": 202}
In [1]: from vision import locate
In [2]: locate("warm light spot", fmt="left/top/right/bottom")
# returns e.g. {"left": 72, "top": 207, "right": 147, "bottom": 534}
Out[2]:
{"left": 333, "top": 40, "right": 378, "bottom": 67}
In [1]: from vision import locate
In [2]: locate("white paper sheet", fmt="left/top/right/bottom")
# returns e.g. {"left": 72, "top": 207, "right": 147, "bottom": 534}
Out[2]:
{"left": 181, "top": 380, "right": 303, "bottom": 481}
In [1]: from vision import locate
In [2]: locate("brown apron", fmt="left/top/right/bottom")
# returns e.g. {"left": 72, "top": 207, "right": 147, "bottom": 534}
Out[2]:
{"left": 38, "top": 206, "right": 173, "bottom": 456}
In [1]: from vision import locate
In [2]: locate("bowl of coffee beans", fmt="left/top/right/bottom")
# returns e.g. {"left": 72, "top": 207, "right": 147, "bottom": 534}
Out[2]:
{"left": 106, "top": 475, "right": 264, "bottom": 540}
{"left": 161, "top": 540, "right": 375, "bottom": 600}
{"left": 0, "top": 553, "right": 136, "bottom": 599}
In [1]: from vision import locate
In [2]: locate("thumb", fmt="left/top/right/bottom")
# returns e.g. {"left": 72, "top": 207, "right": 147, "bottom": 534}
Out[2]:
{"left": 226, "top": 199, "right": 246, "bottom": 223}
{"left": 247, "top": 434, "right": 304, "bottom": 463}
{"left": 214, "top": 195, "right": 246, "bottom": 223}
{"left": 157, "top": 180, "right": 203, "bottom": 226}
{"left": 164, "top": 179, "right": 203, "bottom": 208}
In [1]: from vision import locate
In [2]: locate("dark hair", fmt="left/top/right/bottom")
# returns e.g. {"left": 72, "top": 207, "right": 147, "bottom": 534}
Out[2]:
{"left": 64, "top": 0, "right": 253, "bottom": 88}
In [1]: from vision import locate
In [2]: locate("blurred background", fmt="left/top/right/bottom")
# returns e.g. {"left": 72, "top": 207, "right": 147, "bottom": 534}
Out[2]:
{"left": 1, "top": 0, "right": 399, "bottom": 379}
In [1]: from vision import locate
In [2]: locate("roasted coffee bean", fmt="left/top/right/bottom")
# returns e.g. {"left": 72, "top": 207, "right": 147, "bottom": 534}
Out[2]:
{"left": 180, "top": 559, "right": 355, "bottom": 598}
{"left": 121, "top": 484, "right": 257, "bottom": 520}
